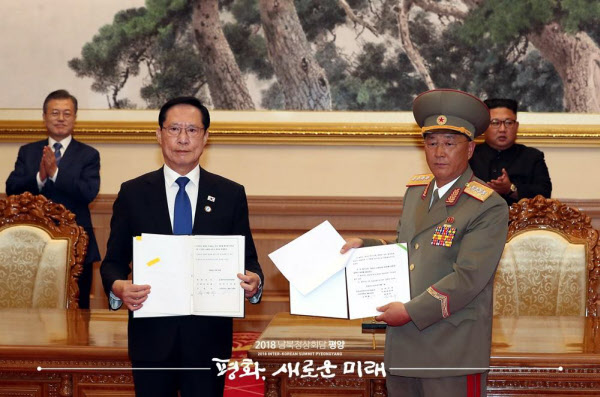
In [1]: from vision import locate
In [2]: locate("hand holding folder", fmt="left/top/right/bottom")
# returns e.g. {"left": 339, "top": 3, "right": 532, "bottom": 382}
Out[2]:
{"left": 269, "top": 221, "right": 410, "bottom": 319}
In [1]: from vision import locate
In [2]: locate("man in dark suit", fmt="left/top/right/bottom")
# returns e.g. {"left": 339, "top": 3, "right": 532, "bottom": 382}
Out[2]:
{"left": 6, "top": 89, "right": 101, "bottom": 309}
{"left": 100, "top": 97, "right": 263, "bottom": 396}
{"left": 469, "top": 98, "right": 552, "bottom": 205}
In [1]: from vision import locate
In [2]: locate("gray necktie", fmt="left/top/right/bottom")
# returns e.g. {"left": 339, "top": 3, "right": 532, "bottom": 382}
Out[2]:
{"left": 53, "top": 142, "right": 62, "bottom": 165}
{"left": 429, "top": 189, "right": 440, "bottom": 211}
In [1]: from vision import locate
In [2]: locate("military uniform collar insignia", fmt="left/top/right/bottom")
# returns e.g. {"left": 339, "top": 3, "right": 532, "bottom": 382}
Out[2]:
{"left": 445, "top": 187, "right": 463, "bottom": 206}
{"left": 421, "top": 181, "right": 433, "bottom": 200}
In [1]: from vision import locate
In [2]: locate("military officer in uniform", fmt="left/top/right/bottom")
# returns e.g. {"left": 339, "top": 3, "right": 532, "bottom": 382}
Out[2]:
{"left": 342, "top": 89, "right": 508, "bottom": 397}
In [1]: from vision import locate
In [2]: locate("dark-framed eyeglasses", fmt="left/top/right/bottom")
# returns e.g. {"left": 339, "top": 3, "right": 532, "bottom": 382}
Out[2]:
{"left": 489, "top": 119, "right": 517, "bottom": 129}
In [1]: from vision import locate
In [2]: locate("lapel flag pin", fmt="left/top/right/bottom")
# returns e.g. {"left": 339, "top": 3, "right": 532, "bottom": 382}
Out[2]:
{"left": 208, "top": 195, "right": 215, "bottom": 202}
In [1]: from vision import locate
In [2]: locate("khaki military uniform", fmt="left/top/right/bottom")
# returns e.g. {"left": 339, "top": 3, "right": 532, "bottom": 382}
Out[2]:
{"left": 364, "top": 168, "right": 508, "bottom": 380}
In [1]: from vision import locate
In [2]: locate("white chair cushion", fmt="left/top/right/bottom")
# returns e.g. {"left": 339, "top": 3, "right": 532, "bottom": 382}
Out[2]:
{"left": 494, "top": 229, "right": 587, "bottom": 316}
{"left": 0, "top": 225, "right": 68, "bottom": 308}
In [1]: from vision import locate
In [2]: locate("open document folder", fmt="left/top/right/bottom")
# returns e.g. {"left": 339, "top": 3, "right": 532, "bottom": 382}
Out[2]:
{"left": 269, "top": 221, "right": 410, "bottom": 319}
{"left": 132, "top": 233, "right": 245, "bottom": 318}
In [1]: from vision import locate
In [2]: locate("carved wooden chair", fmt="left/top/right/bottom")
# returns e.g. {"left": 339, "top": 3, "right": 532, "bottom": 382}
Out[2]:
{"left": 0, "top": 192, "right": 88, "bottom": 309}
{"left": 493, "top": 195, "right": 600, "bottom": 317}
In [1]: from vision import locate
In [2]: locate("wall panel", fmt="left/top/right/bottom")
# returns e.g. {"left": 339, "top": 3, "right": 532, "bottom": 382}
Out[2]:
{"left": 86, "top": 195, "right": 600, "bottom": 331}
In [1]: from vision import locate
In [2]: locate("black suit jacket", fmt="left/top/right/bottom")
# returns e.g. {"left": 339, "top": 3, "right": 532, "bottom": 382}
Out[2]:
{"left": 100, "top": 167, "right": 263, "bottom": 363}
{"left": 469, "top": 142, "right": 552, "bottom": 206}
{"left": 5, "top": 138, "right": 101, "bottom": 262}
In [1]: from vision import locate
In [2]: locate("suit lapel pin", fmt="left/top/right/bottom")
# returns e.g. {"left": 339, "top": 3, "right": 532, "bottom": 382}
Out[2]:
{"left": 446, "top": 216, "right": 455, "bottom": 224}
{"left": 204, "top": 205, "right": 212, "bottom": 213}
{"left": 207, "top": 195, "right": 215, "bottom": 202}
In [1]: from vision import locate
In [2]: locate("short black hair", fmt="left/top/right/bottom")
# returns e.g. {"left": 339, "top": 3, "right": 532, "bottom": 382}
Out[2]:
{"left": 484, "top": 98, "right": 518, "bottom": 115}
{"left": 158, "top": 97, "right": 210, "bottom": 129}
{"left": 43, "top": 90, "right": 78, "bottom": 114}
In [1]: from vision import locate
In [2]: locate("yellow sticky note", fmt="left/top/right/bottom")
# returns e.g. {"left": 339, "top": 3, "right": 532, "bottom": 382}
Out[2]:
{"left": 147, "top": 257, "right": 160, "bottom": 267}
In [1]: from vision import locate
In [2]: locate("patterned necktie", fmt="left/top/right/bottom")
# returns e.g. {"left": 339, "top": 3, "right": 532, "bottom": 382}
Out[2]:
{"left": 173, "top": 177, "right": 192, "bottom": 235}
{"left": 53, "top": 142, "right": 63, "bottom": 165}
{"left": 429, "top": 189, "right": 440, "bottom": 211}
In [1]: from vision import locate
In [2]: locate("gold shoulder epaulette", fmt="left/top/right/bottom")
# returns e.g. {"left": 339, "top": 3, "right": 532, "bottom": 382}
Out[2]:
{"left": 464, "top": 181, "right": 493, "bottom": 202}
{"left": 406, "top": 173, "right": 434, "bottom": 187}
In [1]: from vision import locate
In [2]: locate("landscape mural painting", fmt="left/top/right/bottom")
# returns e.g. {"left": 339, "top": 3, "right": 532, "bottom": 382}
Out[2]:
{"left": 3, "top": 1, "right": 599, "bottom": 112}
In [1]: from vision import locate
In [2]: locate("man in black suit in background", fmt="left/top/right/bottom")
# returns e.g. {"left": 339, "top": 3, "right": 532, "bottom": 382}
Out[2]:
{"left": 6, "top": 89, "right": 101, "bottom": 308}
{"left": 100, "top": 97, "right": 263, "bottom": 396}
{"left": 469, "top": 98, "right": 552, "bottom": 206}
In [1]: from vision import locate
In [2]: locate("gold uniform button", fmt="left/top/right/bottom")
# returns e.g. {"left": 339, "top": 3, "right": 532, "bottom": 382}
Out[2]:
{"left": 415, "top": 243, "right": 420, "bottom": 250}
{"left": 409, "top": 264, "right": 415, "bottom": 271}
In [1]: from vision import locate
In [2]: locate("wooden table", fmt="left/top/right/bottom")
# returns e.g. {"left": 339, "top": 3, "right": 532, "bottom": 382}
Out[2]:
{"left": 2, "top": 309, "right": 600, "bottom": 396}
{"left": 489, "top": 316, "right": 600, "bottom": 395}
{"left": 0, "top": 309, "right": 132, "bottom": 397}
{"left": 248, "top": 313, "right": 600, "bottom": 396}
{"left": 249, "top": 314, "right": 387, "bottom": 397}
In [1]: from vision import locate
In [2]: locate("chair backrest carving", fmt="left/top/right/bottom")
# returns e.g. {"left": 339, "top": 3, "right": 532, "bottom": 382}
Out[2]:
{"left": 494, "top": 195, "right": 600, "bottom": 317}
{"left": 0, "top": 192, "right": 87, "bottom": 308}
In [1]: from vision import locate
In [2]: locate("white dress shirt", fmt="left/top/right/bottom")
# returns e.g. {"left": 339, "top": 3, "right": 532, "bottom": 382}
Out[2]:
{"left": 430, "top": 175, "right": 461, "bottom": 207}
{"left": 36, "top": 135, "right": 72, "bottom": 190}
{"left": 163, "top": 164, "right": 200, "bottom": 232}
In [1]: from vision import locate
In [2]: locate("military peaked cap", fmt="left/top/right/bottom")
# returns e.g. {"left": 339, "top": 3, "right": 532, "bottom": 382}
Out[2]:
{"left": 413, "top": 89, "right": 490, "bottom": 140}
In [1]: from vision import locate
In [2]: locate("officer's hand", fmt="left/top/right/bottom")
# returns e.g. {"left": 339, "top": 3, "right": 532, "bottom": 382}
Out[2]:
{"left": 340, "top": 238, "right": 363, "bottom": 254}
{"left": 238, "top": 271, "right": 260, "bottom": 298}
{"left": 112, "top": 280, "right": 151, "bottom": 311}
{"left": 375, "top": 302, "right": 411, "bottom": 326}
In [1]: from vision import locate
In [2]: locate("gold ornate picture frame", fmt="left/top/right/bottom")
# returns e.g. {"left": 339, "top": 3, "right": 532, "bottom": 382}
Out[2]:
{"left": 1, "top": 109, "right": 600, "bottom": 147}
